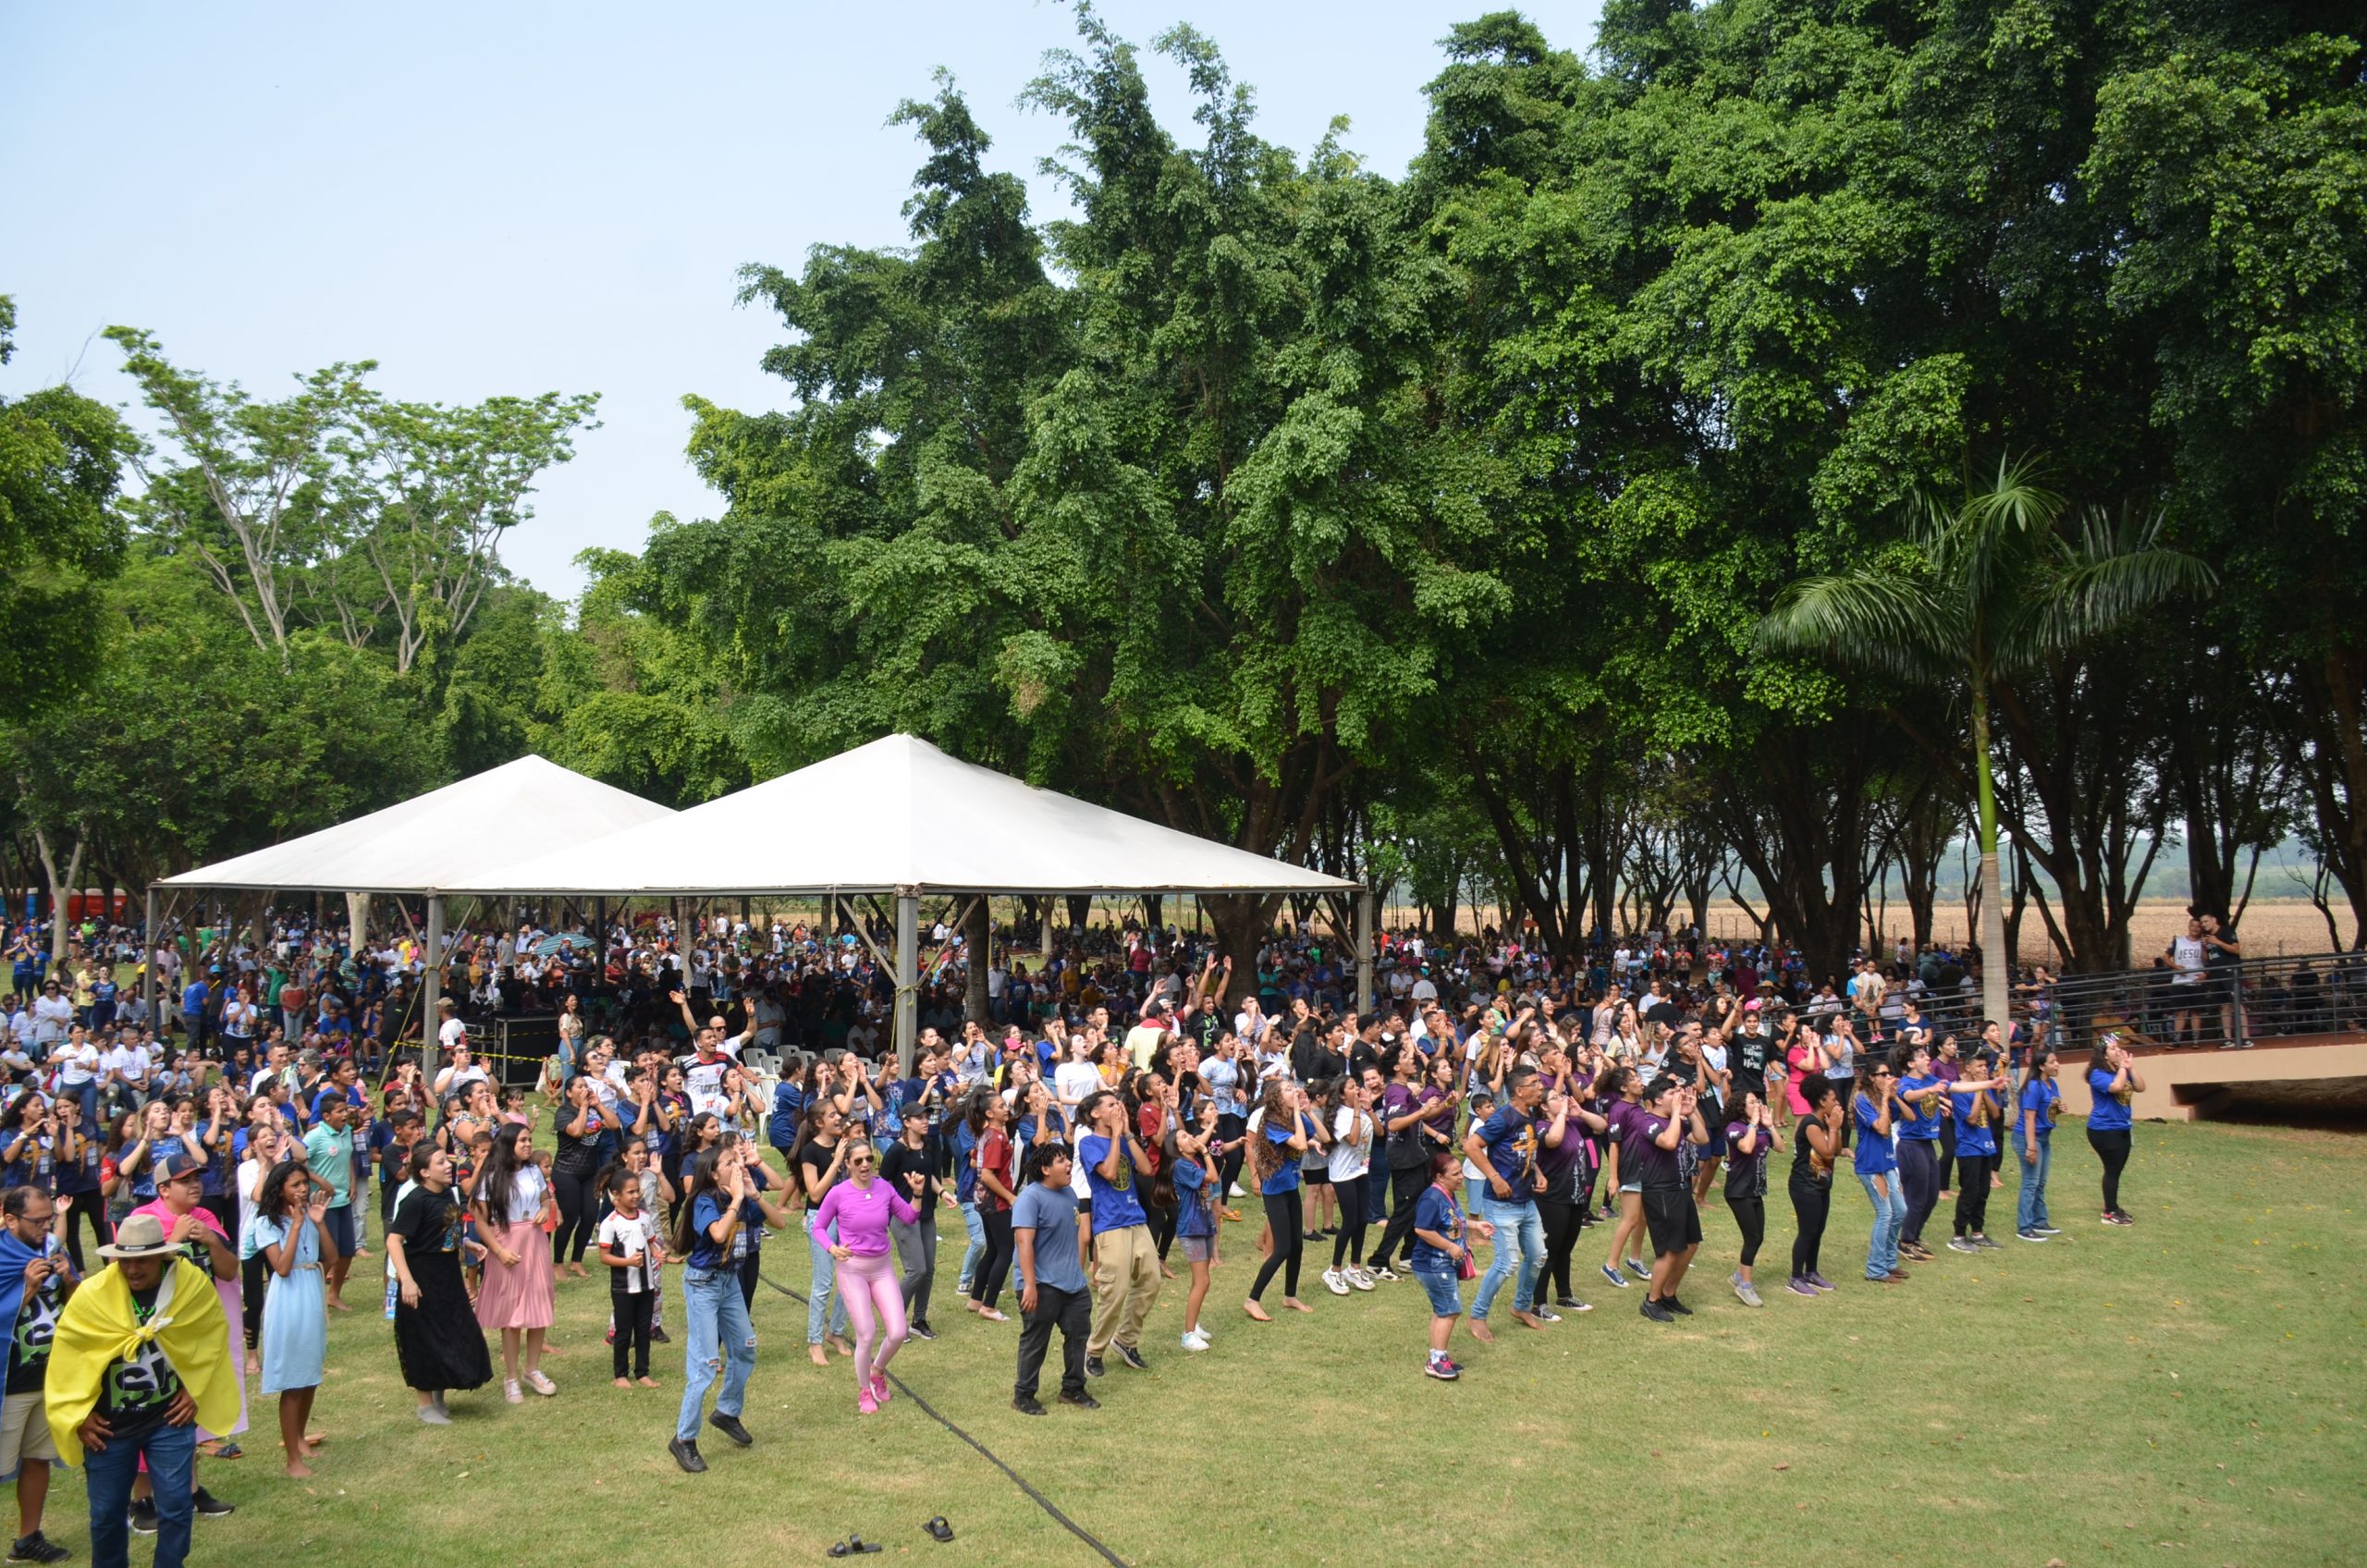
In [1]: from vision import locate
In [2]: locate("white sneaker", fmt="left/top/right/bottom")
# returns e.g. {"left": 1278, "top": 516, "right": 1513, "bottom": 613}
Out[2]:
{"left": 1180, "top": 1329, "right": 1210, "bottom": 1352}
{"left": 1229, "top": 1182, "right": 1248, "bottom": 1198}
{"left": 1348, "top": 1268, "right": 1375, "bottom": 1292}
{"left": 1322, "top": 1268, "right": 1350, "bottom": 1296}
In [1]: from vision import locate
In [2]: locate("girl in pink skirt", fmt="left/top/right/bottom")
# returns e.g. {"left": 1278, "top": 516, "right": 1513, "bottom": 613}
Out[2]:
{"left": 470, "top": 1121, "right": 557, "bottom": 1403}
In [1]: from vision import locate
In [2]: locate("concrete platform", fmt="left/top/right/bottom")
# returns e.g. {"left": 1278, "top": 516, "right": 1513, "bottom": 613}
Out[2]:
{"left": 2054, "top": 1034, "right": 2367, "bottom": 1122}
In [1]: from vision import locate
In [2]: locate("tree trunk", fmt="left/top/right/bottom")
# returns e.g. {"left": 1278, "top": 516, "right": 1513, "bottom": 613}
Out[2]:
{"left": 1202, "top": 892, "right": 1280, "bottom": 1008}
{"left": 963, "top": 895, "right": 991, "bottom": 1025}
{"left": 347, "top": 892, "right": 372, "bottom": 954}
{"left": 32, "top": 828, "right": 84, "bottom": 971}
{"left": 1065, "top": 894, "right": 1092, "bottom": 937}
{"left": 1970, "top": 689, "right": 2012, "bottom": 1035}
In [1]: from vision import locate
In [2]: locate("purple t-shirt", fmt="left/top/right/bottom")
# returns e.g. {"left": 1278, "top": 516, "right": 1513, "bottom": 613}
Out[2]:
{"left": 1621, "top": 1109, "right": 1682, "bottom": 1191}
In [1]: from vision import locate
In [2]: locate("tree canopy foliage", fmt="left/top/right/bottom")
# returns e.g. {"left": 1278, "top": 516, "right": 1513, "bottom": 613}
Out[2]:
{"left": 9, "top": 0, "right": 2363, "bottom": 970}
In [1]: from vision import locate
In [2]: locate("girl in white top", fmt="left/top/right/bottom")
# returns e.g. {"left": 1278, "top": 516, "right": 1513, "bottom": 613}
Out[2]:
{"left": 1321, "top": 1076, "right": 1377, "bottom": 1294}
{"left": 237, "top": 1121, "right": 283, "bottom": 1375}
{"left": 1049, "top": 1027, "right": 1099, "bottom": 1125}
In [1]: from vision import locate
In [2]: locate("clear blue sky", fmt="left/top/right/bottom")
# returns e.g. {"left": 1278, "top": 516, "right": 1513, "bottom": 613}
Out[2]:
{"left": 1, "top": 1, "right": 1602, "bottom": 595}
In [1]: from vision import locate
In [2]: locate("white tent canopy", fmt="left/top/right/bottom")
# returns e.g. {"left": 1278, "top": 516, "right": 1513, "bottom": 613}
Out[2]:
{"left": 160, "top": 753, "right": 675, "bottom": 896}
{"left": 447, "top": 735, "right": 1366, "bottom": 1066}
{"left": 449, "top": 733, "right": 1355, "bottom": 898}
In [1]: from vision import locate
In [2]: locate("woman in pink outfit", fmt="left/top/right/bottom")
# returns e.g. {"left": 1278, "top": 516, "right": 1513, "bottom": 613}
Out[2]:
{"left": 807, "top": 1143, "right": 920, "bottom": 1414}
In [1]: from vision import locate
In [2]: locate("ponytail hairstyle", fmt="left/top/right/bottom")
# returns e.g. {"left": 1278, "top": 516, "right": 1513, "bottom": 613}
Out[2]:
{"left": 669, "top": 1145, "right": 724, "bottom": 1256}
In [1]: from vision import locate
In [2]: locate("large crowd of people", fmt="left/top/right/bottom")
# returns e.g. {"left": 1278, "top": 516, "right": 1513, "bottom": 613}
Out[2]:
{"left": 0, "top": 902, "right": 2183, "bottom": 1562}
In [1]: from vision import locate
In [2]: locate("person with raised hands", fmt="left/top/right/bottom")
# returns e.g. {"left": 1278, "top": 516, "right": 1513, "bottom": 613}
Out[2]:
{"left": 667, "top": 1140, "right": 792, "bottom": 1471}
{"left": 1629, "top": 1073, "right": 1708, "bottom": 1323}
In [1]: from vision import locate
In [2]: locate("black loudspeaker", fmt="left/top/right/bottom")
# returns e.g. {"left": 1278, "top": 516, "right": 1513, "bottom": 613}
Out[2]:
{"left": 490, "top": 1014, "right": 561, "bottom": 1086}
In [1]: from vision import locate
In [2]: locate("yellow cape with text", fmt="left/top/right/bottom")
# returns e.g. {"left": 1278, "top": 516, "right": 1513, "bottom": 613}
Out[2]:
{"left": 43, "top": 1258, "right": 239, "bottom": 1468}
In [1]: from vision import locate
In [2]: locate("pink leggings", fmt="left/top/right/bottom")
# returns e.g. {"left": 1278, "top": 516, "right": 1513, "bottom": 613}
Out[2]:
{"left": 838, "top": 1249, "right": 908, "bottom": 1385}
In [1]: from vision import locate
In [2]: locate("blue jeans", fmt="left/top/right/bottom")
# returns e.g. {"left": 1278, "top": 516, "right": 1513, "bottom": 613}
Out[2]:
{"left": 676, "top": 1268, "right": 756, "bottom": 1442}
{"left": 806, "top": 1229, "right": 850, "bottom": 1344}
{"left": 2014, "top": 1134, "right": 2053, "bottom": 1231}
{"left": 1410, "top": 1261, "right": 1464, "bottom": 1317}
{"left": 85, "top": 1418, "right": 196, "bottom": 1568}
{"left": 955, "top": 1200, "right": 986, "bottom": 1294}
{"left": 1473, "top": 1196, "right": 1543, "bottom": 1319}
{"left": 1858, "top": 1170, "right": 1906, "bottom": 1279}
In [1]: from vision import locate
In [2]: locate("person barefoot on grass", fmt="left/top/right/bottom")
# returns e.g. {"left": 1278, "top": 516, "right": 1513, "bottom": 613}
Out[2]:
{"left": 244, "top": 1160, "right": 333, "bottom": 1476}
{"left": 1242, "top": 1081, "right": 1318, "bottom": 1322}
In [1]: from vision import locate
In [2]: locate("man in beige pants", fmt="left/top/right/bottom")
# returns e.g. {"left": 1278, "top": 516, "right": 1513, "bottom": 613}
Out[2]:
{"left": 1076, "top": 1092, "right": 1160, "bottom": 1378}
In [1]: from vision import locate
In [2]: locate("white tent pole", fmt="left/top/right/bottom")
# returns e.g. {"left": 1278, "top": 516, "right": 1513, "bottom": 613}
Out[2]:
{"left": 894, "top": 888, "right": 919, "bottom": 1074}
{"left": 1356, "top": 888, "right": 1375, "bottom": 1017}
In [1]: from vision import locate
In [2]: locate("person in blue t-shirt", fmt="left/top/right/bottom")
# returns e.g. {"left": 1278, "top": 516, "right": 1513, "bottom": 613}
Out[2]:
{"left": 1407, "top": 1148, "right": 1489, "bottom": 1379}
{"left": 1010, "top": 1144, "right": 1095, "bottom": 1414}
{"left": 667, "top": 1142, "right": 792, "bottom": 1475}
{"left": 1243, "top": 1082, "right": 1318, "bottom": 1320}
{"left": 2013, "top": 1047, "right": 2063, "bottom": 1240}
{"left": 1891, "top": 1045, "right": 1947, "bottom": 1262}
{"left": 1463, "top": 1068, "right": 1551, "bottom": 1339}
{"left": 1854, "top": 1062, "right": 1908, "bottom": 1284}
{"left": 2084, "top": 1036, "right": 2144, "bottom": 1226}
{"left": 1076, "top": 1091, "right": 1159, "bottom": 1377}
{"left": 1943, "top": 1054, "right": 2012, "bottom": 1250}
{"left": 1165, "top": 1098, "right": 1220, "bottom": 1353}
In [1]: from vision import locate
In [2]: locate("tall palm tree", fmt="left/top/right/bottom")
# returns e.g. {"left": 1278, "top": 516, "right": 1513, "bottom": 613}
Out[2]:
{"left": 1759, "top": 457, "right": 2214, "bottom": 1033}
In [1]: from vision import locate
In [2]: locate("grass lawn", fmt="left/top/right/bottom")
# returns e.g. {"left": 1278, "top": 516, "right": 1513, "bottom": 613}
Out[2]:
{"left": 38, "top": 1117, "right": 2363, "bottom": 1567}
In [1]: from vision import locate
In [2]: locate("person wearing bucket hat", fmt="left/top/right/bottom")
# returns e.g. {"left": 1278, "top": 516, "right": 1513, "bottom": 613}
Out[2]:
{"left": 125, "top": 1145, "right": 243, "bottom": 1518}
{"left": 43, "top": 1212, "right": 239, "bottom": 1568}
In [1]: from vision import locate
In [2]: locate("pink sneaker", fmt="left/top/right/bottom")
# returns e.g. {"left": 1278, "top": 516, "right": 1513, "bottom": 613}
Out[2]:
{"left": 858, "top": 1387, "right": 879, "bottom": 1415}
{"left": 870, "top": 1372, "right": 893, "bottom": 1406}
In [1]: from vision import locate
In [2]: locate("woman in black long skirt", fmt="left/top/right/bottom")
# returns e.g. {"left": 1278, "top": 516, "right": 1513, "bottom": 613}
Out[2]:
{"left": 386, "top": 1143, "right": 495, "bottom": 1424}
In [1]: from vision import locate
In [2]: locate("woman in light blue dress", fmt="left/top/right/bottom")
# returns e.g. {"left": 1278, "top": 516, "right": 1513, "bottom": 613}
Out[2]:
{"left": 244, "top": 1158, "right": 337, "bottom": 1477}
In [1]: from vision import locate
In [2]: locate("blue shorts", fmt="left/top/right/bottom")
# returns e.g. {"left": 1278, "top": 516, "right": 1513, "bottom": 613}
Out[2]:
{"left": 1700, "top": 1119, "right": 1728, "bottom": 1157}
{"left": 1410, "top": 1262, "right": 1463, "bottom": 1317}
{"left": 322, "top": 1204, "right": 359, "bottom": 1257}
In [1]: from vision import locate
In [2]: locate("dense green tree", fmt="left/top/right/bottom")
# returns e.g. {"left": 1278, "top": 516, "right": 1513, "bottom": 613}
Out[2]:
{"left": 0, "top": 297, "right": 140, "bottom": 725}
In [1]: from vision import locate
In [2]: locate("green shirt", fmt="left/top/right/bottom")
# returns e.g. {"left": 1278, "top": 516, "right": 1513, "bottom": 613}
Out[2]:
{"left": 301, "top": 1122, "right": 354, "bottom": 1208}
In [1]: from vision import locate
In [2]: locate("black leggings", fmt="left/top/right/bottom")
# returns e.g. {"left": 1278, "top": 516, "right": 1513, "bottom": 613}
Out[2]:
{"left": 2088, "top": 1127, "right": 2132, "bottom": 1212}
{"left": 1331, "top": 1178, "right": 1368, "bottom": 1268}
{"left": 56, "top": 1189, "right": 110, "bottom": 1274}
{"left": 1788, "top": 1176, "right": 1831, "bottom": 1279}
{"left": 551, "top": 1165, "right": 600, "bottom": 1264}
{"left": 1935, "top": 1114, "right": 1959, "bottom": 1193}
{"left": 974, "top": 1207, "right": 1014, "bottom": 1311}
{"left": 1250, "top": 1192, "right": 1304, "bottom": 1302}
{"left": 1731, "top": 1194, "right": 1765, "bottom": 1268}
{"left": 1146, "top": 1199, "right": 1177, "bottom": 1263}
{"left": 1898, "top": 1138, "right": 1941, "bottom": 1244}
{"left": 1368, "top": 1164, "right": 1430, "bottom": 1269}
{"left": 1534, "top": 1194, "right": 1583, "bottom": 1300}
{"left": 1954, "top": 1154, "right": 1995, "bottom": 1236}
{"left": 611, "top": 1287, "right": 653, "bottom": 1378}
{"left": 241, "top": 1248, "right": 268, "bottom": 1349}
{"left": 1216, "top": 1119, "right": 1247, "bottom": 1205}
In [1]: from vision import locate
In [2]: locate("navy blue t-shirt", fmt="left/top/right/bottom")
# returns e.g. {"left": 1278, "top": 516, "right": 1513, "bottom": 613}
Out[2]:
{"left": 1474, "top": 1105, "right": 1538, "bottom": 1205}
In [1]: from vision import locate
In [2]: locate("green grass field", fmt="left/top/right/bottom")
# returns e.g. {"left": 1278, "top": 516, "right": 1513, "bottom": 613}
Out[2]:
{"left": 39, "top": 1118, "right": 2365, "bottom": 1567}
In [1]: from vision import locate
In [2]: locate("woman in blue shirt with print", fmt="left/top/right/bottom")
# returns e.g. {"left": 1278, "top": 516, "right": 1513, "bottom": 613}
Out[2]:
{"left": 2014, "top": 1047, "right": 2063, "bottom": 1241}
{"left": 2084, "top": 1036, "right": 2144, "bottom": 1226}
{"left": 1853, "top": 1062, "right": 1909, "bottom": 1284}
{"left": 1243, "top": 1081, "right": 1317, "bottom": 1321}
{"left": 1407, "top": 1148, "right": 1490, "bottom": 1380}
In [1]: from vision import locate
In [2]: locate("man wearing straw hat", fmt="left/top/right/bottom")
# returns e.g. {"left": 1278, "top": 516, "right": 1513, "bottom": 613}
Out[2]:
{"left": 42, "top": 1214, "right": 239, "bottom": 1568}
